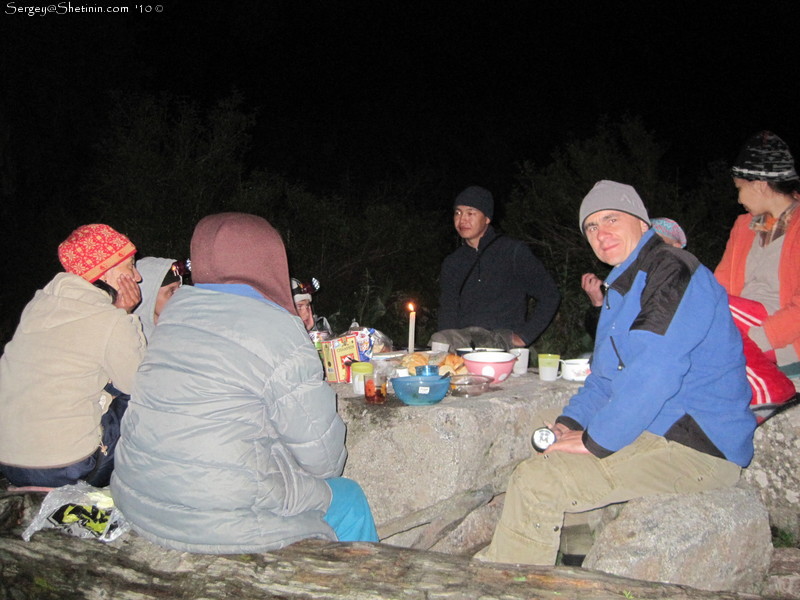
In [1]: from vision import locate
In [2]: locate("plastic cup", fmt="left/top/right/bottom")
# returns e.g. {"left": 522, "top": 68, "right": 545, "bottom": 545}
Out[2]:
{"left": 538, "top": 354, "right": 561, "bottom": 382}
{"left": 560, "top": 358, "right": 591, "bottom": 382}
{"left": 365, "top": 372, "right": 387, "bottom": 404}
{"left": 509, "top": 348, "right": 530, "bottom": 375}
{"left": 351, "top": 362, "right": 374, "bottom": 395}
{"left": 415, "top": 364, "right": 440, "bottom": 376}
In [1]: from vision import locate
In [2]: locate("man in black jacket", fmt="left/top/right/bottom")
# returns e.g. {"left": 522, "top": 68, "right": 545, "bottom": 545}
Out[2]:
{"left": 431, "top": 186, "right": 561, "bottom": 352}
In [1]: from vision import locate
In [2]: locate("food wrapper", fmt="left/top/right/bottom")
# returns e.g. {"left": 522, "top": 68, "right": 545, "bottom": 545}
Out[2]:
{"left": 22, "top": 482, "right": 130, "bottom": 543}
{"left": 352, "top": 328, "right": 373, "bottom": 361}
{"left": 341, "top": 325, "right": 393, "bottom": 361}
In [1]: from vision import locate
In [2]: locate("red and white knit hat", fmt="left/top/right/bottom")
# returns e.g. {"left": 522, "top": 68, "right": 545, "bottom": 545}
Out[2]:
{"left": 57, "top": 224, "right": 137, "bottom": 282}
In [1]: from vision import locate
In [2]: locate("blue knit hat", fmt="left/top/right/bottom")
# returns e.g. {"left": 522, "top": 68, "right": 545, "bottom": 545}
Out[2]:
{"left": 454, "top": 186, "right": 494, "bottom": 219}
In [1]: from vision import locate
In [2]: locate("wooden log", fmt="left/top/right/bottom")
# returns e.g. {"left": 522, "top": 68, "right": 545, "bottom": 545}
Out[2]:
{"left": 377, "top": 485, "right": 494, "bottom": 548}
{"left": 0, "top": 494, "right": 762, "bottom": 600}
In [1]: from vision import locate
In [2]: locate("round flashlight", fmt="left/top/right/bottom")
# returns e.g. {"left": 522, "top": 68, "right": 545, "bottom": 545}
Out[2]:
{"left": 531, "top": 427, "right": 556, "bottom": 453}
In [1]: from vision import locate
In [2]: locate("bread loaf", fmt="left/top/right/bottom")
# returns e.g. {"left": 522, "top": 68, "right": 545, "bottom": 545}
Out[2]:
{"left": 438, "top": 353, "right": 467, "bottom": 376}
{"left": 400, "top": 352, "right": 429, "bottom": 375}
{"left": 399, "top": 352, "right": 468, "bottom": 376}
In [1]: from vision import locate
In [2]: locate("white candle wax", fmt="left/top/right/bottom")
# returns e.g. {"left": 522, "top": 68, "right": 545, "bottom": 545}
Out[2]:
{"left": 408, "top": 305, "right": 416, "bottom": 353}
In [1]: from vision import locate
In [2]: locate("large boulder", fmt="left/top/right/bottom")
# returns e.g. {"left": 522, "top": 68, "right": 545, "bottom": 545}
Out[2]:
{"left": 337, "top": 375, "right": 576, "bottom": 549}
{"left": 763, "top": 547, "right": 800, "bottom": 599}
{"left": 743, "top": 404, "right": 800, "bottom": 538}
{"left": 583, "top": 485, "right": 772, "bottom": 594}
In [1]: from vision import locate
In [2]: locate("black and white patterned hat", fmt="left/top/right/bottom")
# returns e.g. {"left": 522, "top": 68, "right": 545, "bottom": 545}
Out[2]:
{"left": 731, "top": 131, "right": 798, "bottom": 182}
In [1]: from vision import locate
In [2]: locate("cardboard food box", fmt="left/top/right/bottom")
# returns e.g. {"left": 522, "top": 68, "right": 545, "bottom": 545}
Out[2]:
{"left": 320, "top": 335, "right": 359, "bottom": 383}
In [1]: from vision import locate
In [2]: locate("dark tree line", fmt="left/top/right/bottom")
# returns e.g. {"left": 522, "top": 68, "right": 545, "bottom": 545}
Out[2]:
{"left": 0, "top": 92, "right": 741, "bottom": 356}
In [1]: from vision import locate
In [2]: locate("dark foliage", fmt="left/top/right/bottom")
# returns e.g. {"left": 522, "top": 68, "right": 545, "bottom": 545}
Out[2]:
{"left": 1, "top": 95, "right": 742, "bottom": 354}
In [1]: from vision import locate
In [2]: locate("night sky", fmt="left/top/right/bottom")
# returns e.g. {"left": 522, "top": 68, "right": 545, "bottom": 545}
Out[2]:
{"left": 2, "top": 1, "right": 800, "bottom": 280}
{"left": 4, "top": 3, "right": 800, "bottom": 194}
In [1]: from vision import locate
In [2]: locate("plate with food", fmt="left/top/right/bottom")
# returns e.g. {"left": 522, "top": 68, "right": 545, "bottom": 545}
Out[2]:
{"left": 399, "top": 351, "right": 469, "bottom": 377}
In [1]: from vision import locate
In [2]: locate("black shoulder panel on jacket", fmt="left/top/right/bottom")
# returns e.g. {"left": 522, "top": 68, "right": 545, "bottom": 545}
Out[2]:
{"left": 609, "top": 236, "right": 700, "bottom": 336}
{"left": 633, "top": 239, "right": 699, "bottom": 335}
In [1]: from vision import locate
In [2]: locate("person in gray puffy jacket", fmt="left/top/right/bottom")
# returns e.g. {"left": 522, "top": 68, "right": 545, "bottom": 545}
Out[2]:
{"left": 112, "top": 213, "right": 378, "bottom": 553}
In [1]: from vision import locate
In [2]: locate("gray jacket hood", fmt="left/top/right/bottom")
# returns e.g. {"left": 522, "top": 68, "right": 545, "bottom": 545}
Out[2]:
{"left": 134, "top": 257, "right": 177, "bottom": 341}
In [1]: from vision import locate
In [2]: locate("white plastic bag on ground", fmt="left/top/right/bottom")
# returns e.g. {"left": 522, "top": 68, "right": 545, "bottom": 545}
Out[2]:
{"left": 22, "top": 481, "right": 130, "bottom": 542}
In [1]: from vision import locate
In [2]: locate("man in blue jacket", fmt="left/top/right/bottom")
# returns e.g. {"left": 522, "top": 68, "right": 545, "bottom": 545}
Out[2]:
{"left": 477, "top": 180, "right": 756, "bottom": 565}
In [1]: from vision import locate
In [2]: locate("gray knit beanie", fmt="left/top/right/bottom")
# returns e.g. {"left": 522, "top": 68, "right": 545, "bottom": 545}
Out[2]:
{"left": 454, "top": 186, "right": 494, "bottom": 219}
{"left": 731, "top": 131, "right": 798, "bottom": 182}
{"left": 579, "top": 180, "right": 650, "bottom": 234}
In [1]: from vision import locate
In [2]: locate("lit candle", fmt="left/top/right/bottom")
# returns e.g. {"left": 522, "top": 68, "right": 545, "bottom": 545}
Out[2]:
{"left": 407, "top": 303, "right": 416, "bottom": 353}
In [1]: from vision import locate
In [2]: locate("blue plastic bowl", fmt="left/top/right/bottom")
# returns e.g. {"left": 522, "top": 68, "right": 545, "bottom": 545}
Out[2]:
{"left": 391, "top": 375, "right": 450, "bottom": 406}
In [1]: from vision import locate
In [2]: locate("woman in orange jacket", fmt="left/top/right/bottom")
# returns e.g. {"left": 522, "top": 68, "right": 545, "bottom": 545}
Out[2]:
{"left": 715, "top": 131, "right": 800, "bottom": 418}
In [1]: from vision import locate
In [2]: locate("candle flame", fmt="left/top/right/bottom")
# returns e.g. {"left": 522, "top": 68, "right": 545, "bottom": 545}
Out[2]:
{"left": 407, "top": 303, "right": 415, "bottom": 312}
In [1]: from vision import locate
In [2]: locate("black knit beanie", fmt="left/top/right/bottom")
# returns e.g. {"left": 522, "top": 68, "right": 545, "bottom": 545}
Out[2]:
{"left": 731, "top": 131, "right": 798, "bottom": 182}
{"left": 454, "top": 186, "right": 494, "bottom": 219}
{"left": 160, "top": 264, "right": 183, "bottom": 287}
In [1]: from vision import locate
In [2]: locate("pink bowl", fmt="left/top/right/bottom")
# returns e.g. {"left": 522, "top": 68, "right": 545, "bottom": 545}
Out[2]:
{"left": 462, "top": 351, "right": 517, "bottom": 383}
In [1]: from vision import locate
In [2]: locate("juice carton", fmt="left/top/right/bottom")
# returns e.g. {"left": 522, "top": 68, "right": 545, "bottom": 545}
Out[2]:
{"left": 320, "top": 334, "right": 359, "bottom": 383}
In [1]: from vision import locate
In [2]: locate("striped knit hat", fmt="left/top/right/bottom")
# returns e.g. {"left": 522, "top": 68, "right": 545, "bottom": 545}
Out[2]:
{"left": 58, "top": 224, "right": 137, "bottom": 282}
{"left": 731, "top": 131, "right": 798, "bottom": 182}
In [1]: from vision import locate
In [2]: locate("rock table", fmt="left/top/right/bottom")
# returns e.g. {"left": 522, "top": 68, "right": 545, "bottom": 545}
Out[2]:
{"left": 331, "top": 371, "right": 581, "bottom": 552}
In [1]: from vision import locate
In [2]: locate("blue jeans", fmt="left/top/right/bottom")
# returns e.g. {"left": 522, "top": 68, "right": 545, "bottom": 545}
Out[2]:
{"left": 323, "top": 477, "right": 379, "bottom": 542}
{"left": 1, "top": 387, "right": 128, "bottom": 488}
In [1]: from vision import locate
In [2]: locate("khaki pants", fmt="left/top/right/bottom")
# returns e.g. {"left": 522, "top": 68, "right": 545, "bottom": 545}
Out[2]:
{"left": 477, "top": 410, "right": 742, "bottom": 566}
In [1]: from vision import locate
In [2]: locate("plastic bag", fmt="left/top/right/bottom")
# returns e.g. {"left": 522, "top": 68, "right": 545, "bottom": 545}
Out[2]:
{"left": 369, "top": 328, "right": 393, "bottom": 354}
{"left": 22, "top": 481, "right": 130, "bottom": 543}
{"left": 341, "top": 323, "right": 394, "bottom": 360}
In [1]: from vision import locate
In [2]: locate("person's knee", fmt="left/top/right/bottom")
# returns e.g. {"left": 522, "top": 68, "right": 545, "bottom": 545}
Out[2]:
{"left": 507, "top": 454, "right": 573, "bottom": 510}
{"left": 325, "top": 477, "right": 378, "bottom": 542}
{"left": 329, "top": 477, "right": 366, "bottom": 498}
{"left": 512, "top": 454, "right": 555, "bottom": 483}
{"left": 327, "top": 477, "right": 374, "bottom": 518}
